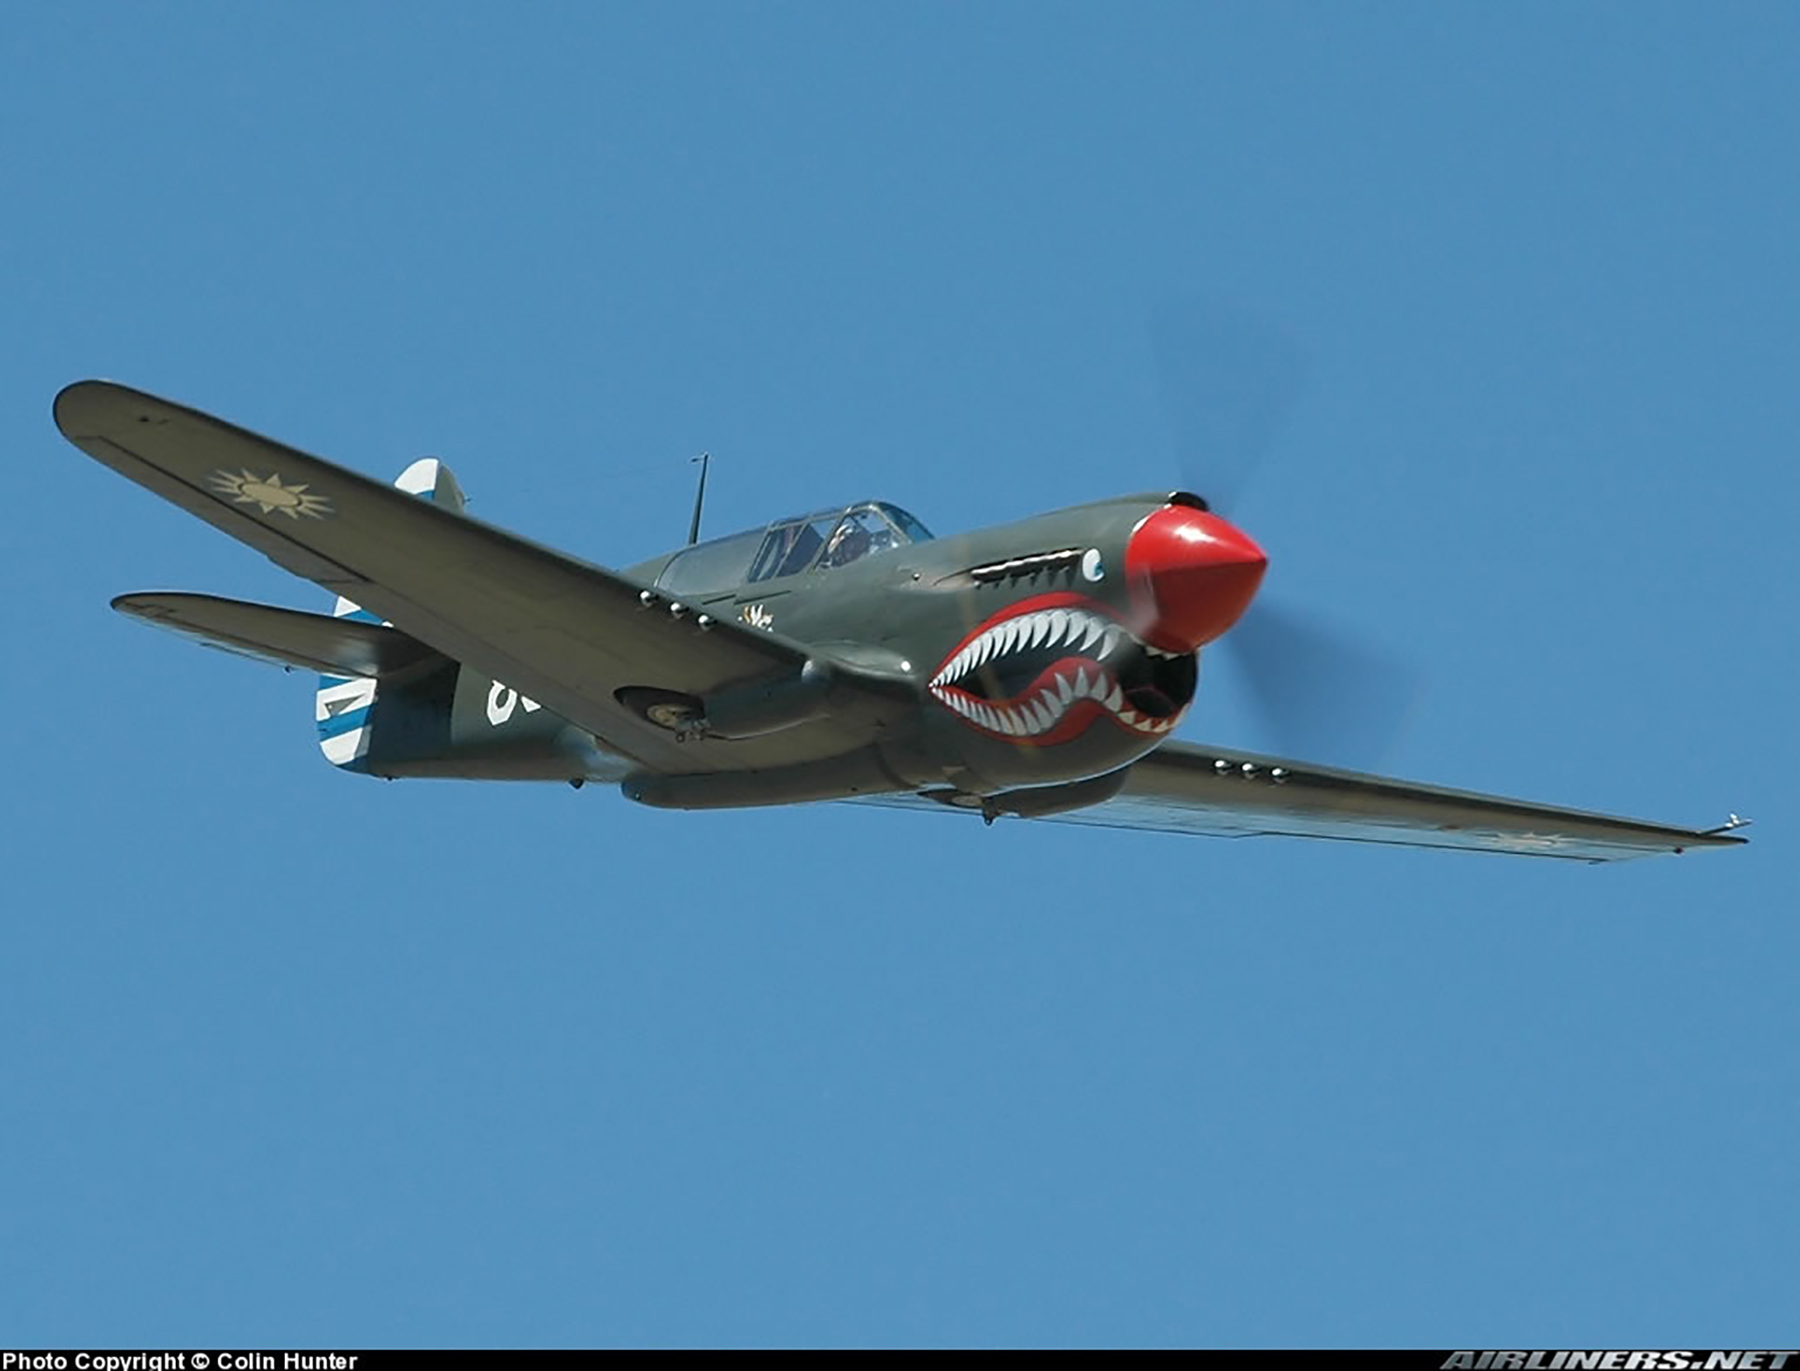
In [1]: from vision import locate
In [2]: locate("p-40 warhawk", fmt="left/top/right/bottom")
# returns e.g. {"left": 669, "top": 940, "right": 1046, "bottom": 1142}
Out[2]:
{"left": 55, "top": 380, "right": 1748, "bottom": 862}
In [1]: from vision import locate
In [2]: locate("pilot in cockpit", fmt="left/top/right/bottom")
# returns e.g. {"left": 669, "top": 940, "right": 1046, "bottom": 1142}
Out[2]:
{"left": 822, "top": 518, "right": 871, "bottom": 568}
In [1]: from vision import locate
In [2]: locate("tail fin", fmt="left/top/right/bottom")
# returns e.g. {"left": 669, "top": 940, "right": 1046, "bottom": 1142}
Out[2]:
{"left": 394, "top": 455, "right": 466, "bottom": 511}
{"left": 315, "top": 458, "right": 465, "bottom": 770}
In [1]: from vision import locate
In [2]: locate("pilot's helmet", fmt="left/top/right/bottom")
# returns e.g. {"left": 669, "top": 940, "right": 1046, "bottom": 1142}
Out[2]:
{"left": 831, "top": 522, "right": 870, "bottom": 563}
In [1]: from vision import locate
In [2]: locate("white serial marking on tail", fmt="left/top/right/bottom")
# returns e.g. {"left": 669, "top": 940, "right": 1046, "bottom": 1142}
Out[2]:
{"left": 485, "top": 681, "right": 542, "bottom": 726}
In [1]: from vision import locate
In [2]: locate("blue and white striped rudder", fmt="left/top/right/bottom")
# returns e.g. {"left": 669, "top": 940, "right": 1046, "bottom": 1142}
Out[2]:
{"left": 314, "top": 457, "right": 465, "bottom": 770}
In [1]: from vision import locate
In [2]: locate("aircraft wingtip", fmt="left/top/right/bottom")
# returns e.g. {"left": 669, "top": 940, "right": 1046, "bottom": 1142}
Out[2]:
{"left": 52, "top": 379, "right": 154, "bottom": 439}
{"left": 52, "top": 378, "right": 114, "bottom": 435}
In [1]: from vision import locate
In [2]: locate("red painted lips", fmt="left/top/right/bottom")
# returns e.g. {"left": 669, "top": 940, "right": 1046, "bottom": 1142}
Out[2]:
{"left": 1124, "top": 506, "right": 1267, "bottom": 651}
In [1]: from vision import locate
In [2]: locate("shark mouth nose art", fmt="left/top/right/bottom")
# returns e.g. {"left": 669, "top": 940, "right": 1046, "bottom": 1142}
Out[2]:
{"left": 927, "top": 592, "right": 1198, "bottom": 743}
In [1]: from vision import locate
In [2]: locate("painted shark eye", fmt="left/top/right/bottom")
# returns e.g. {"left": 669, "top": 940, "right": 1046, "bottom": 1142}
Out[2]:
{"left": 1080, "top": 548, "right": 1105, "bottom": 582}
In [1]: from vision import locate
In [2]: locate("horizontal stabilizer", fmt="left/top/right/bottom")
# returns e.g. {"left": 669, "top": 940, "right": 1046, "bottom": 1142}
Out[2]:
{"left": 114, "top": 592, "right": 446, "bottom": 679}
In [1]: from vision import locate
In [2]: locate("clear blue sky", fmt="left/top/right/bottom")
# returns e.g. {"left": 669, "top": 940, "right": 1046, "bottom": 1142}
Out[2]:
{"left": 3, "top": 2, "right": 1795, "bottom": 1348}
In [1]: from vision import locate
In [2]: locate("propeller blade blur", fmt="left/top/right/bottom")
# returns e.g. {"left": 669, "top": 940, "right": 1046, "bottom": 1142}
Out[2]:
{"left": 1217, "top": 596, "right": 1421, "bottom": 767}
{"left": 1150, "top": 298, "right": 1307, "bottom": 514}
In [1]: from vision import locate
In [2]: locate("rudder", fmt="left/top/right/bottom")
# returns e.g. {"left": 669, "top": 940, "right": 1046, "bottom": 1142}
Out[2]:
{"left": 315, "top": 458, "right": 463, "bottom": 771}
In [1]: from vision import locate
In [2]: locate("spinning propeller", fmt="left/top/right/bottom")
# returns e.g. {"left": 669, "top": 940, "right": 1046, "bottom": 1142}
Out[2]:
{"left": 1149, "top": 299, "right": 1419, "bottom": 764}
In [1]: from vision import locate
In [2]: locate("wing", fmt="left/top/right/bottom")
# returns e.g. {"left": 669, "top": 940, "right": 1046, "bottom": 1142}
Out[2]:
{"left": 55, "top": 380, "right": 888, "bottom": 772}
{"left": 861, "top": 739, "right": 1747, "bottom": 862}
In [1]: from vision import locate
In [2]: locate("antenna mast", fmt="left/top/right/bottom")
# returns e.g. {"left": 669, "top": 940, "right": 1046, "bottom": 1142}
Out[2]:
{"left": 687, "top": 452, "right": 710, "bottom": 545}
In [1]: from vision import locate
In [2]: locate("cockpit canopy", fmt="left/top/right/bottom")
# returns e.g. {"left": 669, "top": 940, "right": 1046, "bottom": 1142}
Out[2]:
{"left": 655, "top": 501, "right": 933, "bottom": 598}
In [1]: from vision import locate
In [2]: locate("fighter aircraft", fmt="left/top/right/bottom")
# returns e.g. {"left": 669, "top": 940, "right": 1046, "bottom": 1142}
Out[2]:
{"left": 54, "top": 379, "right": 1748, "bottom": 862}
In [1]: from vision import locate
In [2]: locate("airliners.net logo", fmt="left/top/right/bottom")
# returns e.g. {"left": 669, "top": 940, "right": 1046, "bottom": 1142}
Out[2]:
{"left": 1442, "top": 1355, "right": 1794, "bottom": 1370}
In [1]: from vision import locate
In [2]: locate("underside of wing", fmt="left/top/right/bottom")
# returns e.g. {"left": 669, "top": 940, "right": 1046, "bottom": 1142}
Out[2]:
{"left": 114, "top": 592, "right": 445, "bottom": 679}
{"left": 56, "top": 381, "right": 904, "bottom": 773}
{"left": 858, "top": 740, "right": 1747, "bottom": 862}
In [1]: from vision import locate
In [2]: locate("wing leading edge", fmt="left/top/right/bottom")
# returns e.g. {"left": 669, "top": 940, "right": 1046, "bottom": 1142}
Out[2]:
{"left": 863, "top": 740, "right": 1747, "bottom": 862}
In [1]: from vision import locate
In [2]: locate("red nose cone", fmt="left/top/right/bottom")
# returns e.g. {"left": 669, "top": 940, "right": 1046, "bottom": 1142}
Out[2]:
{"left": 1125, "top": 506, "right": 1267, "bottom": 651}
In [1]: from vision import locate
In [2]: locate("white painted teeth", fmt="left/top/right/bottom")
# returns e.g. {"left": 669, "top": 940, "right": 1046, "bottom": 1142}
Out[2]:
{"left": 930, "top": 665, "right": 1185, "bottom": 740}
{"left": 928, "top": 607, "right": 1191, "bottom": 738}
{"left": 929, "top": 607, "right": 1134, "bottom": 688}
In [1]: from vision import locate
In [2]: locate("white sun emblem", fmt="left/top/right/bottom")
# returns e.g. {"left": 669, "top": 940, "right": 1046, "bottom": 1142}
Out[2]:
{"left": 207, "top": 469, "right": 333, "bottom": 519}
